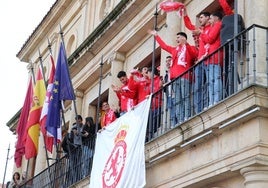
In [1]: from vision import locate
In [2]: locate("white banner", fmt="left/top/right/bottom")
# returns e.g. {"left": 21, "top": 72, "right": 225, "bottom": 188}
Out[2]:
{"left": 90, "top": 96, "right": 151, "bottom": 188}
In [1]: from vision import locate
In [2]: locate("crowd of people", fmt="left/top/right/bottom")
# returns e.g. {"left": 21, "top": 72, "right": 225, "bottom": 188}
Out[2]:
{"left": 62, "top": 0, "right": 244, "bottom": 140}
{"left": 108, "top": 0, "right": 243, "bottom": 129}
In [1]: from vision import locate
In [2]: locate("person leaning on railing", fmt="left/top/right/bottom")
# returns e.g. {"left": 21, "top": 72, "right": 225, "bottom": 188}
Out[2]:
{"left": 200, "top": 12, "right": 223, "bottom": 107}
{"left": 8, "top": 172, "right": 21, "bottom": 188}
{"left": 147, "top": 29, "right": 198, "bottom": 123}
{"left": 82, "top": 116, "right": 96, "bottom": 177}
{"left": 182, "top": 10, "right": 211, "bottom": 114}
{"left": 163, "top": 55, "right": 178, "bottom": 127}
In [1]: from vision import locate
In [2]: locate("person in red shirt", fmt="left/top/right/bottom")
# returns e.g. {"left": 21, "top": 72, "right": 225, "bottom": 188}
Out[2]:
{"left": 111, "top": 71, "right": 137, "bottom": 116}
{"left": 100, "top": 101, "right": 118, "bottom": 128}
{"left": 148, "top": 29, "right": 197, "bottom": 123}
{"left": 201, "top": 12, "right": 223, "bottom": 107}
{"left": 183, "top": 10, "right": 211, "bottom": 114}
{"left": 128, "top": 67, "right": 151, "bottom": 104}
{"left": 129, "top": 66, "right": 148, "bottom": 82}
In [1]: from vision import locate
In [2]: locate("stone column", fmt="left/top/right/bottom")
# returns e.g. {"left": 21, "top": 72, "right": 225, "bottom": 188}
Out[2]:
{"left": 245, "top": 0, "right": 268, "bottom": 27}
{"left": 165, "top": 9, "right": 181, "bottom": 45}
{"left": 244, "top": 0, "right": 268, "bottom": 87}
{"left": 240, "top": 166, "right": 268, "bottom": 188}
{"left": 108, "top": 51, "right": 125, "bottom": 110}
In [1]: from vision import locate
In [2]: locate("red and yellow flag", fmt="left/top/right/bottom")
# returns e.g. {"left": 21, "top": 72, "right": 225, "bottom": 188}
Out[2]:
{"left": 25, "top": 68, "right": 46, "bottom": 159}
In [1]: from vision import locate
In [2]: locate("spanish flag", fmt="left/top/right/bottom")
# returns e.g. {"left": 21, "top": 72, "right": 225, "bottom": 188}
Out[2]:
{"left": 25, "top": 68, "right": 46, "bottom": 159}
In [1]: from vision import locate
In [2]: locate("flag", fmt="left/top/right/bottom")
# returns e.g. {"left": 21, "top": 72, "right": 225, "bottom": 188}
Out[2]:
{"left": 46, "top": 42, "right": 75, "bottom": 144}
{"left": 40, "top": 52, "right": 56, "bottom": 153}
{"left": 90, "top": 95, "right": 152, "bottom": 188}
{"left": 14, "top": 77, "right": 33, "bottom": 167}
{"left": 25, "top": 68, "right": 46, "bottom": 159}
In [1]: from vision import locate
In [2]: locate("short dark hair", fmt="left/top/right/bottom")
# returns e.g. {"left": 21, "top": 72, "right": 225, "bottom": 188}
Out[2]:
{"left": 117, "top": 71, "right": 127, "bottom": 78}
{"left": 212, "top": 12, "right": 223, "bottom": 20}
{"left": 199, "top": 11, "right": 210, "bottom": 17}
{"left": 101, "top": 101, "right": 109, "bottom": 106}
{"left": 166, "top": 55, "right": 172, "bottom": 59}
{"left": 147, "top": 67, "right": 160, "bottom": 76}
{"left": 75, "top": 115, "right": 83, "bottom": 121}
{"left": 177, "top": 32, "right": 187, "bottom": 40}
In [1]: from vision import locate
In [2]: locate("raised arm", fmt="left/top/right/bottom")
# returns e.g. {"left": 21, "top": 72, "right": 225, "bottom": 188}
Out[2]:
{"left": 147, "top": 29, "right": 174, "bottom": 54}
{"left": 183, "top": 8, "right": 196, "bottom": 31}
{"left": 218, "top": 0, "right": 233, "bottom": 15}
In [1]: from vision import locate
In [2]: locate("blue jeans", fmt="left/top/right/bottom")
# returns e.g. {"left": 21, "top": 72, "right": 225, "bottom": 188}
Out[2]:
{"left": 204, "top": 64, "right": 222, "bottom": 106}
{"left": 82, "top": 145, "right": 93, "bottom": 177}
{"left": 193, "top": 64, "right": 207, "bottom": 114}
{"left": 166, "top": 95, "right": 177, "bottom": 127}
{"left": 175, "top": 78, "right": 191, "bottom": 122}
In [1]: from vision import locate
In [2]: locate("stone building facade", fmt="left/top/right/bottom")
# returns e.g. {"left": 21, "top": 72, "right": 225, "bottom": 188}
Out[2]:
{"left": 7, "top": 0, "right": 268, "bottom": 187}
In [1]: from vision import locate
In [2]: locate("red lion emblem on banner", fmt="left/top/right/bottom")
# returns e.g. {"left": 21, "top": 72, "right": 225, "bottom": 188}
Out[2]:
{"left": 102, "top": 127, "right": 128, "bottom": 187}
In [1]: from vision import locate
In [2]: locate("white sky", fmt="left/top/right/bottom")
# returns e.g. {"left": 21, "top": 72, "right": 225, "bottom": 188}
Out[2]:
{"left": 0, "top": 0, "right": 56, "bottom": 184}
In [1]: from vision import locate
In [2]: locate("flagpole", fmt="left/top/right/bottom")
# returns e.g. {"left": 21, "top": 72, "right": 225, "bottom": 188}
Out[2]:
{"left": 59, "top": 25, "right": 79, "bottom": 186}
{"left": 151, "top": 3, "right": 158, "bottom": 94}
{"left": 95, "top": 55, "right": 104, "bottom": 134}
{"left": 59, "top": 25, "right": 79, "bottom": 119}
{"left": 43, "top": 41, "right": 56, "bottom": 188}
{"left": 148, "top": 4, "right": 158, "bottom": 140}
{"left": 38, "top": 49, "right": 47, "bottom": 86}
{"left": 233, "top": 0, "right": 238, "bottom": 92}
{"left": 38, "top": 47, "right": 53, "bottom": 170}
{"left": 29, "top": 61, "right": 36, "bottom": 85}
{"left": 2, "top": 144, "right": 10, "bottom": 187}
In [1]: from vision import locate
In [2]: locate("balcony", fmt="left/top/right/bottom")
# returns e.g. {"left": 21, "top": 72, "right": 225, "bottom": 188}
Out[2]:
{"left": 19, "top": 24, "right": 268, "bottom": 188}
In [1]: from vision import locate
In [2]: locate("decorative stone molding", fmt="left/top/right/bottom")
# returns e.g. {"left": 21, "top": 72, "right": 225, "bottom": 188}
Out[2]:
{"left": 108, "top": 51, "right": 126, "bottom": 63}
{"left": 79, "top": 0, "right": 88, "bottom": 8}
{"left": 50, "top": 32, "right": 59, "bottom": 45}
{"left": 104, "top": 0, "right": 112, "bottom": 17}
{"left": 27, "top": 63, "right": 34, "bottom": 73}
{"left": 75, "top": 89, "right": 84, "bottom": 98}
{"left": 240, "top": 166, "right": 268, "bottom": 188}
{"left": 231, "top": 156, "right": 268, "bottom": 171}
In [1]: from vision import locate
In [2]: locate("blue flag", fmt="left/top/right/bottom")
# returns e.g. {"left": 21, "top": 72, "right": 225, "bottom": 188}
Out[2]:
{"left": 46, "top": 42, "right": 75, "bottom": 141}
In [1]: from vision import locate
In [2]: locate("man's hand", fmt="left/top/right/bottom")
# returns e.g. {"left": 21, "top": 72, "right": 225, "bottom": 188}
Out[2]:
{"left": 192, "top": 28, "right": 201, "bottom": 35}
{"left": 182, "top": 8, "right": 187, "bottom": 16}
{"left": 111, "top": 84, "right": 120, "bottom": 92}
{"left": 147, "top": 29, "right": 157, "bottom": 36}
{"left": 82, "top": 131, "right": 89, "bottom": 137}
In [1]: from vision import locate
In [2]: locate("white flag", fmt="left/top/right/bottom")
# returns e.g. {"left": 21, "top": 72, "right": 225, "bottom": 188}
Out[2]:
{"left": 90, "top": 96, "right": 152, "bottom": 188}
